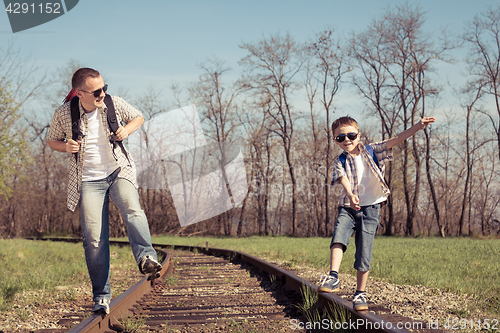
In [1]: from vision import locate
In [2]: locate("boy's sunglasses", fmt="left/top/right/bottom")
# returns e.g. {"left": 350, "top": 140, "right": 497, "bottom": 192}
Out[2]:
{"left": 79, "top": 84, "right": 108, "bottom": 98}
{"left": 335, "top": 132, "right": 359, "bottom": 142}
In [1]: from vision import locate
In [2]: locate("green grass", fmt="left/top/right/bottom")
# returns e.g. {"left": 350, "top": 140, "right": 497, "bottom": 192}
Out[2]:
{"left": 150, "top": 234, "right": 500, "bottom": 316}
{"left": 0, "top": 239, "right": 136, "bottom": 311}
{"left": 371, "top": 237, "right": 500, "bottom": 314}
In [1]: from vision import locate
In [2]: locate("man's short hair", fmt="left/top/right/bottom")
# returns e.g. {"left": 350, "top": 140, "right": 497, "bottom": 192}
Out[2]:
{"left": 72, "top": 68, "right": 100, "bottom": 90}
{"left": 331, "top": 116, "right": 359, "bottom": 134}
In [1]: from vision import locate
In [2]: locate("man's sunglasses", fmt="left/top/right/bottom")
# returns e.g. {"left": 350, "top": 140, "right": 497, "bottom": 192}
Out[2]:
{"left": 79, "top": 84, "right": 108, "bottom": 98}
{"left": 335, "top": 132, "right": 359, "bottom": 142}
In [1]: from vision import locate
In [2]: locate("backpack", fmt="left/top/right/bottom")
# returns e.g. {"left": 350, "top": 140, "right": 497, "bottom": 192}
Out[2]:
{"left": 70, "top": 94, "right": 120, "bottom": 142}
{"left": 338, "top": 144, "right": 379, "bottom": 171}
{"left": 68, "top": 93, "right": 128, "bottom": 162}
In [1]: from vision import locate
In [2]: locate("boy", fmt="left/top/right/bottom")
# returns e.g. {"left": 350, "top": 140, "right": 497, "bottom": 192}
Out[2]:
{"left": 318, "top": 115, "right": 435, "bottom": 311}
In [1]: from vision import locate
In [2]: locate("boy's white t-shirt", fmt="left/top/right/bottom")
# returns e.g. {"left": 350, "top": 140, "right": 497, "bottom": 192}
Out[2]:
{"left": 82, "top": 110, "right": 120, "bottom": 181}
{"left": 353, "top": 153, "right": 387, "bottom": 206}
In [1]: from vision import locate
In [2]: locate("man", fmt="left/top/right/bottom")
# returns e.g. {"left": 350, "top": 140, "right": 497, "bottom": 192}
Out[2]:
{"left": 47, "top": 68, "right": 162, "bottom": 315}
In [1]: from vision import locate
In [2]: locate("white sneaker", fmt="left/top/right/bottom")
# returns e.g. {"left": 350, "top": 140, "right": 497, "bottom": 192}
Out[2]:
{"left": 92, "top": 299, "right": 110, "bottom": 314}
{"left": 317, "top": 274, "right": 340, "bottom": 293}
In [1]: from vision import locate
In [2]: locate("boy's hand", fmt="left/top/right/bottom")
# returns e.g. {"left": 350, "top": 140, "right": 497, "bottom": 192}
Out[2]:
{"left": 349, "top": 194, "right": 361, "bottom": 211}
{"left": 418, "top": 117, "right": 436, "bottom": 130}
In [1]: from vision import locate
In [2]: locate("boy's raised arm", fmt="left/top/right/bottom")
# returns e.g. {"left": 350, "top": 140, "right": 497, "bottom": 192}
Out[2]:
{"left": 386, "top": 117, "right": 436, "bottom": 149}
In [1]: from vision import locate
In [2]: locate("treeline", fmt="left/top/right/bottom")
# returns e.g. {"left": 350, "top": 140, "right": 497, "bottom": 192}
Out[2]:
{"left": 1, "top": 3, "right": 500, "bottom": 238}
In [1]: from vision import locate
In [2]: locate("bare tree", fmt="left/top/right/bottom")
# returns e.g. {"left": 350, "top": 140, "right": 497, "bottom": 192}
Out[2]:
{"left": 0, "top": 41, "right": 46, "bottom": 200}
{"left": 238, "top": 99, "right": 276, "bottom": 235}
{"left": 351, "top": 2, "right": 451, "bottom": 235}
{"left": 463, "top": 4, "right": 500, "bottom": 160}
{"left": 305, "top": 28, "right": 349, "bottom": 236}
{"left": 239, "top": 32, "right": 305, "bottom": 235}
{"left": 193, "top": 58, "right": 243, "bottom": 235}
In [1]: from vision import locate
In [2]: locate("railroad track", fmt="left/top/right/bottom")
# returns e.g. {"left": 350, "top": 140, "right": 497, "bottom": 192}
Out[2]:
{"left": 28, "top": 238, "right": 443, "bottom": 333}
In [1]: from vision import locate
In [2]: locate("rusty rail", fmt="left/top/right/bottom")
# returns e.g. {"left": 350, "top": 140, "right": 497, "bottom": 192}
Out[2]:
{"left": 164, "top": 244, "right": 412, "bottom": 333}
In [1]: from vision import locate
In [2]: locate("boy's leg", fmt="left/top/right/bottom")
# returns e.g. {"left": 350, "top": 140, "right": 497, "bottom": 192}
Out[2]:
{"left": 330, "top": 206, "right": 356, "bottom": 271}
{"left": 357, "top": 270, "right": 369, "bottom": 291}
{"left": 319, "top": 207, "right": 355, "bottom": 293}
{"left": 353, "top": 204, "right": 379, "bottom": 273}
{"left": 353, "top": 271, "right": 369, "bottom": 311}
{"left": 352, "top": 204, "right": 380, "bottom": 311}
{"left": 330, "top": 243, "right": 344, "bottom": 272}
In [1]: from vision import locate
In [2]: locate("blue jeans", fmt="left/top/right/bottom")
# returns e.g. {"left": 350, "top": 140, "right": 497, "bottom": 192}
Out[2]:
{"left": 79, "top": 168, "right": 157, "bottom": 302}
{"left": 330, "top": 204, "right": 380, "bottom": 271}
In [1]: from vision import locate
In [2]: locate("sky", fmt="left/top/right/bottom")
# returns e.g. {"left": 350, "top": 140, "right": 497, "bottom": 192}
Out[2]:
{"left": 1, "top": 0, "right": 499, "bottom": 122}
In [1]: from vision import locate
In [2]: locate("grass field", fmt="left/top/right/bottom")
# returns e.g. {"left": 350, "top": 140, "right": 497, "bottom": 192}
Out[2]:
{"left": 0, "top": 236, "right": 498, "bottom": 317}
{"left": 0, "top": 239, "right": 137, "bottom": 311}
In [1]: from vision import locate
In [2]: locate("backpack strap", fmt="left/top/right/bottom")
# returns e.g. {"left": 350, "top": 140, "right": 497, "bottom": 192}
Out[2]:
{"left": 364, "top": 144, "right": 379, "bottom": 168}
{"left": 338, "top": 145, "right": 379, "bottom": 170}
{"left": 70, "top": 94, "right": 120, "bottom": 139}
{"left": 70, "top": 97, "right": 81, "bottom": 142}
{"left": 70, "top": 97, "right": 81, "bottom": 162}
{"left": 105, "top": 94, "right": 119, "bottom": 136}
{"left": 333, "top": 145, "right": 381, "bottom": 186}
{"left": 69, "top": 95, "right": 130, "bottom": 164}
{"left": 104, "top": 94, "right": 131, "bottom": 164}
{"left": 339, "top": 152, "right": 348, "bottom": 170}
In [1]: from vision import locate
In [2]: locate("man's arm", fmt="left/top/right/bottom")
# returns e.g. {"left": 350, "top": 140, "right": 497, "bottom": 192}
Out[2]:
{"left": 114, "top": 116, "right": 144, "bottom": 141}
{"left": 47, "top": 139, "right": 80, "bottom": 153}
{"left": 386, "top": 117, "right": 436, "bottom": 149}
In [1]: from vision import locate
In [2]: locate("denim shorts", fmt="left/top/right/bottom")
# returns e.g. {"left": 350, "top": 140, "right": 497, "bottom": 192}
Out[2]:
{"left": 330, "top": 204, "right": 380, "bottom": 271}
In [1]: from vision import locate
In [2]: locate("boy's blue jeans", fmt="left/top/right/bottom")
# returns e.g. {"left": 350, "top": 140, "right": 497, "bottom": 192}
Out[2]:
{"left": 330, "top": 204, "right": 380, "bottom": 271}
{"left": 79, "top": 168, "right": 158, "bottom": 302}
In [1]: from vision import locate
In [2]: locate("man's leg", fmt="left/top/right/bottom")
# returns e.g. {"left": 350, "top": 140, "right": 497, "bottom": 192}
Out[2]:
{"left": 109, "top": 178, "right": 158, "bottom": 264}
{"left": 80, "top": 180, "right": 112, "bottom": 303}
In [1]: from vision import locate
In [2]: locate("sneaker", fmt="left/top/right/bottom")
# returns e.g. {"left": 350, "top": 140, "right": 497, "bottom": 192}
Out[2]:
{"left": 317, "top": 274, "right": 340, "bottom": 293}
{"left": 92, "top": 299, "right": 110, "bottom": 314}
{"left": 353, "top": 293, "right": 368, "bottom": 311}
{"left": 139, "top": 255, "right": 162, "bottom": 280}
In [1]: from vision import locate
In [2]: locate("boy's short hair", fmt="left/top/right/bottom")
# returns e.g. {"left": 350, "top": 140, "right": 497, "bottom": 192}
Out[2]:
{"left": 331, "top": 116, "right": 359, "bottom": 134}
{"left": 72, "top": 68, "right": 100, "bottom": 90}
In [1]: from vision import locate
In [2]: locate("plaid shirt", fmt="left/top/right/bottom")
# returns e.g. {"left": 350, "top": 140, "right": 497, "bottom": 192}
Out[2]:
{"left": 331, "top": 141, "right": 393, "bottom": 208}
{"left": 46, "top": 96, "right": 141, "bottom": 211}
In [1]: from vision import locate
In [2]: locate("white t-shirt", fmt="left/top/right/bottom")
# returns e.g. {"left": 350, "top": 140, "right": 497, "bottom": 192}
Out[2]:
{"left": 353, "top": 154, "right": 387, "bottom": 206}
{"left": 82, "top": 110, "right": 120, "bottom": 181}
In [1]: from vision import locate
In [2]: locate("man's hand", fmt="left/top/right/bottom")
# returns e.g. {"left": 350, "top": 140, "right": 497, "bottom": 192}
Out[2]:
{"left": 66, "top": 139, "right": 80, "bottom": 154}
{"left": 114, "top": 126, "right": 130, "bottom": 141}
